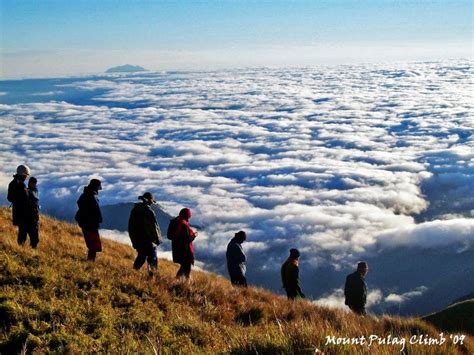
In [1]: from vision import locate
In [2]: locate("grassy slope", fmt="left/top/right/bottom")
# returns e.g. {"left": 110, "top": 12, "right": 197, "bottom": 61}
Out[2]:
{"left": 423, "top": 300, "right": 474, "bottom": 336}
{"left": 0, "top": 207, "right": 473, "bottom": 354}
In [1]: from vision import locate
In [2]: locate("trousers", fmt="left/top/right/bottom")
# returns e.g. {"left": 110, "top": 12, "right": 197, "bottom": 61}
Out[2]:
{"left": 17, "top": 223, "right": 39, "bottom": 248}
{"left": 133, "top": 245, "right": 158, "bottom": 270}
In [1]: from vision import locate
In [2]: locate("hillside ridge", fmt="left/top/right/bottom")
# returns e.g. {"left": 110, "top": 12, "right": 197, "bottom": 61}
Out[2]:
{"left": 423, "top": 299, "right": 474, "bottom": 336}
{"left": 1, "top": 208, "right": 473, "bottom": 353}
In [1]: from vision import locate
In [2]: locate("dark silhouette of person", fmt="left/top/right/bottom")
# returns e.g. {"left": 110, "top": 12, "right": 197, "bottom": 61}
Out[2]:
{"left": 171, "top": 208, "right": 197, "bottom": 279}
{"left": 128, "top": 192, "right": 162, "bottom": 276}
{"left": 7, "top": 165, "right": 35, "bottom": 247}
{"left": 25, "top": 177, "right": 40, "bottom": 248}
{"left": 281, "top": 248, "right": 305, "bottom": 299}
{"left": 75, "top": 179, "right": 103, "bottom": 261}
{"left": 226, "top": 231, "right": 247, "bottom": 287}
{"left": 344, "top": 261, "right": 368, "bottom": 315}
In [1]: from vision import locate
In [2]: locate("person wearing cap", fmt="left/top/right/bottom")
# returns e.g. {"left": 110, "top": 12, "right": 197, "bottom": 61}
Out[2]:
{"left": 171, "top": 208, "right": 197, "bottom": 279}
{"left": 75, "top": 179, "right": 103, "bottom": 261}
{"left": 226, "top": 231, "right": 248, "bottom": 287}
{"left": 281, "top": 248, "right": 305, "bottom": 300}
{"left": 128, "top": 192, "right": 162, "bottom": 276}
{"left": 7, "top": 165, "right": 33, "bottom": 246}
{"left": 344, "top": 261, "right": 368, "bottom": 315}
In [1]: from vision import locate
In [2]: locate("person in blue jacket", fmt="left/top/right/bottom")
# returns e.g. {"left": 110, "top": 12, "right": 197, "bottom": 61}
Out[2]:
{"left": 226, "top": 231, "right": 247, "bottom": 287}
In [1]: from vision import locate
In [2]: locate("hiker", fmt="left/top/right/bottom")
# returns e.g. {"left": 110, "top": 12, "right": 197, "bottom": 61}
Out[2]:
{"left": 75, "top": 179, "right": 103, "bottom": 261}
{"left": 7, "top": 165, "right": 35, "bottom": 247}
{"left": 25, "top": 177, "right": 40, "bottom": 248}
{"left": 344, "top": 261, "right": 368, "bottom": 315}
{"left": 169, "top": 208, "right": 197, "bottom": 279}
{"left": 226, "top": 231, "right": 248, "bottom": 287}
{"left": 281, "top": 248, "right": 305, "bottom": 300}
{"left": 128, "top": 192, "right": 162, "bottom": 276}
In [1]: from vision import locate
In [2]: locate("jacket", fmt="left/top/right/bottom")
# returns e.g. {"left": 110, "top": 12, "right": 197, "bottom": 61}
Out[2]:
{"left": 26, "top": 188, "right": 40, "bottom": 225}
{"left": 128, "top": 202, "right": 162, "bottom": 250}
{"left": 171, "top": 217, "right": 196, "bottom": 264}
{"left": 281, "top": 258, "right": 305, "bottom": 298}
{"left": 226, "top": 237, "right": 247, "bottom": 279}
{"left": 344, "top": 271, "right": 367, "bottom": 308}
{"left": 75, "top": 186, "right": 102, "bottom": 230}
{"left": 7, "top": 177, "right": 29, "bottom": 226}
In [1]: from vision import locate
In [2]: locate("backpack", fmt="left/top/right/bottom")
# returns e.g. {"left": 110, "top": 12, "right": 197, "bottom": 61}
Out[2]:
{"left": 167, "top": 217, "right": 179, "bottom": 240}
{"left": 7, "top": 179, "right": 18, "bottom": 204}
{"left": 74, "top": 209, "right": 84, "bottom": 226}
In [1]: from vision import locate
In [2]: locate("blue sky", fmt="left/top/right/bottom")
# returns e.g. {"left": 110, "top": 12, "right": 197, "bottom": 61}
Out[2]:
{"left": 1, "top": 0, "right": 472, "bottom": 77}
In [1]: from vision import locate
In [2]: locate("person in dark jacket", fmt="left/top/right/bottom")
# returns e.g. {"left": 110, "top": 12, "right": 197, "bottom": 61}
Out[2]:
{"left": 7, "top": 165, "right": 32, "bottom": 246}
{"left": 226, "top": 231, "right": 247, "bottom": 287}
{"left": 344, "top": 261, "right": 368, "bottom": 315}
{"left": 171, "top": 208, "right": 197, "bottom": 279}
{"left": 281, "top": 248, "right": 305, "bottom": 300}
{"left": 128, "top": 192, "right": 162, "bottom": 276}
{"left": 75, "top": 179, "right": 103, "bottom": 261}
{"left": 25, "top": 177, "right": 40, "bottom": 248}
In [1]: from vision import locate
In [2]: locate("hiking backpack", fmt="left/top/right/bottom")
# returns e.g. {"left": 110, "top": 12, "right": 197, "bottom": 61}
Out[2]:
{"left": 7, "top": 179, "right": 18, "bottom": 205}
{"left": 167, "top": 217, "right": 179, "bottom": 240}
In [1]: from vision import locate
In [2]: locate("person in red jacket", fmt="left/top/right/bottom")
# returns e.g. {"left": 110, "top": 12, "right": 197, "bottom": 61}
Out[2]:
{"left": 75, "top": 179, "right": 103, "bottom": 261}
{"left": 171, "top": 208, "right": 197, "bottom": 279}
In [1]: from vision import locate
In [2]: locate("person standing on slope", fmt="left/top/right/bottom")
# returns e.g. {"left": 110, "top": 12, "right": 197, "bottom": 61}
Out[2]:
{"left": 344, "top": 261, "right": 368, "bottom": 315}
{"left": 128, "top": 192, "right": 162, "bottom": 276}
{"left": 169, "top": 208, "right": 197, "bottom": 279}
{"left": 75, "top": 179, "right": 103, "bottom": 261}
{"left": 281, "top": 248, "right": 305, "bottom": 300}
{"left": 25, "top": 176, "right": 40, "bottom": 248}
{"left": 226, "top": 231, "right": 248, "bottom": 287}
{"left": 7, "top": 165, "right": 35, "bottom": 247}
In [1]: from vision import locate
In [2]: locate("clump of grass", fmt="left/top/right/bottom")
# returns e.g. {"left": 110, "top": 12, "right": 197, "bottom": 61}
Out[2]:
{"left": 235, "top": 305, "right": 267, "bottom": 326}
{"left": 0, "top": 207, "right": 472, "bottom": 354}
{"left": 0, "top": 299, "right": 21, "bottom": 329}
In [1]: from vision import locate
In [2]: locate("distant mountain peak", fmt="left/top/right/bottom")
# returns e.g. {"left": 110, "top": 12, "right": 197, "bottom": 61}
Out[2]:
{"left": 106, "top": 64, "right": 147, "bottom": 73}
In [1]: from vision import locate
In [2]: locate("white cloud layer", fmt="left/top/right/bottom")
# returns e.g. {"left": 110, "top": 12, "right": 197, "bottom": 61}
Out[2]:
{"left": 384, "top": 286, "right": 428, "bottom": 304}
{"left": 315, "top": 285, "right": 427, "bottom": 312}
{"left": 101, "top": 229, "right": 206, "bottom": 271}
{"left": 1, "top": 60, "right": 473, "bottom": 302}
{"left": 377, "top": 219, "right": 474, "bottom": 250}
{"left": 314, "top": 288, "right": 384, "bottom": 311}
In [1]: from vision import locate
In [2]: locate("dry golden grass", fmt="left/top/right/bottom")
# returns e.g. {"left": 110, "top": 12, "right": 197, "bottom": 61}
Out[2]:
{"left": 0, "top": 207, "right": 472, "bottom": 354}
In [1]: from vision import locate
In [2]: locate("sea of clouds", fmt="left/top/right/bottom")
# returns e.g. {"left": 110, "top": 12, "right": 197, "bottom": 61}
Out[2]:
{"left": 1, "top": 60, "right": 473, "bottom": 313}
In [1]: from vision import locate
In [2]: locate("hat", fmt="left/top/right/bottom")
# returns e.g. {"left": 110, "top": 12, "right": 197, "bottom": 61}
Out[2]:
{"left": 16, "top": 165, "right": 31, "bottom": 176}
{"left": 88, "top": 179, "right": 102, "bottom": 191}
{"left": 289, "top": 248, "right": 300, "bottom": 258}
{"left": 235, "top": 230, "right": 246, "bottom": 238}
{"left": 179, "top": 207, "right": 192, "bottom": 220}
{"left": 234, "top": 230, "right": 247, "bottom": 243}
{"left": 139, "top": 192, "right": 156, "bottom": 203}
